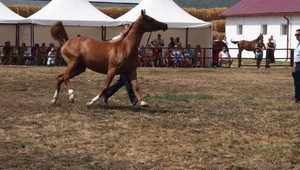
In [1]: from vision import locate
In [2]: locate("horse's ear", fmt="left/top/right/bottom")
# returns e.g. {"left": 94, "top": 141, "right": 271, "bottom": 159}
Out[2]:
{"left": 141, "top": 9, "right": 146, "bottom": 15}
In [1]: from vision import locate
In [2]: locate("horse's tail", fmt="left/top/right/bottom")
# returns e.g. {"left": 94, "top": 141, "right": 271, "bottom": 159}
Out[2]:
{"left": 231, "top": 39, "right": 239, "bottom": 44}
{"left": 50, "top": 21, "right": 69, "bottom": 46}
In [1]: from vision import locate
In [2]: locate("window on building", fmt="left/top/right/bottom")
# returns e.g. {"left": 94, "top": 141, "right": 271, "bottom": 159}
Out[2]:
{"left": 237, "top": 25, "right": 243, "bottom": 35}
{"left": 261, "top": 25, "right": 267, "bottom": 35}
{"left": 281, "top": 24, "right": 287, "bottom": 35}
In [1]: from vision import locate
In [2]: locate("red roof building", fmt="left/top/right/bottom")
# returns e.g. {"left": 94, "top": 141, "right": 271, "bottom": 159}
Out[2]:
{"left": 221, "top": 0, "right": 300, "bottom": 61}
{"left": 221, "top": 0, "right": 300, "bottom": 17}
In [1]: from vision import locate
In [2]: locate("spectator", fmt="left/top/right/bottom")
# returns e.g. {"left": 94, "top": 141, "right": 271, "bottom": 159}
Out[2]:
{"left": 2, "top": 41, "right": 12, "bottom": 64}
{"left": 40, "top": 43, "right": 47, "bottom": 65}
{"left": 222, "top": 36, "right": 228, "bottom": 46}
{"left": 266, "top": 38, "right": 276, "bottom": 68}
{"left": 218, "top": 47, "right": 233, "bottom": 68}
{"left": 47, "top": 47, "right": 56, "bottom": 66}
{"left": 255, "top": 39, "right": 266, "bottom": 69}
{"left": 152, "top": 44, "right": 160, "bottom": 67}
{"left": 183, "top": 44, "right": 193, "bottom": 66}
{"left": 193, "top": 44, "right": 202, "bottom": 67}
{"left": 20, "top": 43, "right": 29, "bottom": 65}
{"left": 12, "top": 44, "right": 20, "bottom": 65}
{"left": 292, "top": 29, "right": 300, "bottom": 103}
{"left": 151, "top": 34, "right": 164, "bottom": 55}
{"left": 145, "top": 44, "right": 154, "bottom": 67}
{"left": 31, "top": 43, "right": 39, "bottom": 65}
{"left": 175, "top": 37, "right": 182, "bottom": 49}
{"left": 171, "top": 44, "right": 183, "bottom": 67}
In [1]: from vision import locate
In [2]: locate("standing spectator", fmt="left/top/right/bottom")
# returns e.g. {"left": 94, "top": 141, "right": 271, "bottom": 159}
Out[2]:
{"left": 171, "top": 44, "right": 183, "bottom": 67}
{"left": 255, "top": 39, "right": 266, "bottom": 69}
{"left": 40, "top": 43, "right": 47, "bottom": 65}
{"left": 218, "top": 47, "right": 233, "bottom": 68}
{"left": 222, "top": 36, "right": 228, "bottom": 46}
{"left": 266, "top": 38, "right": 276, "bottom": 68}
{"left": 193, "top": 44, "right": 202, "bottom": 67}
{"left": 292, "top": 29, "right": 300, "bottom": 103}
{"left": 47, "top": 47, "right": 56, "bottom": 66}
{"left": 152, "top": 44, "right": 160, "bottom": 67}
{"left": 31, "top": 43, "right": 40, "bottom": 65}
{"left": 175, "top": 37, "right": 182, "bottom": 49}
{"left": 151, "top": 34, "right": 164, "bottom": 55}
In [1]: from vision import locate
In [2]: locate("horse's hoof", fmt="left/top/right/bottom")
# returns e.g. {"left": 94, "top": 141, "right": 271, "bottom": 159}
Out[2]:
{"left": 140, "top": 100, "right": 148, "bottom": 107}
{"left": 50, "top": 99, "right": 56, "bottom": 105}
{"left": 86, "top": 102, "right": 91, "bottom": 109}
{"left": 69, "top": 94, "right": 75, "bottom": 103}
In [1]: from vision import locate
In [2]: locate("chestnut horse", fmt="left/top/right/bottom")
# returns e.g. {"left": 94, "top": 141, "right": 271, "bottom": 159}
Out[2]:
{"left": 50, "top": 10, "right": 168, "bottom": 108}
{"left": 231, "top": 34, "right": 263, "bottom": 66}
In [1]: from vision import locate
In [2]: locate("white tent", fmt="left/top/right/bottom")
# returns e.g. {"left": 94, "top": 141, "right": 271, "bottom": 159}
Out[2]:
{"left": 0, "top": 2, "right": 30, "bottom": 46}
{"left": 0, "top": 2, "right": 30, "bottom": 24}
{"left": 28, "top": 0, "right": 120, "bottom": 26}
{"left": 116, "top": 0, "right": 210, "bottom": 28}
{"left": 26, "top": 0, "right": 122, "bottom": 46}
{"left": 111, "top": 0, "right": 212, "bottom": 66}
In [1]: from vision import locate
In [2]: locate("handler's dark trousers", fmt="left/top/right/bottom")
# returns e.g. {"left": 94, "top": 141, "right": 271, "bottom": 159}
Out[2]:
{"left": 294, "top": 62, "right": 300, "bottom": 101}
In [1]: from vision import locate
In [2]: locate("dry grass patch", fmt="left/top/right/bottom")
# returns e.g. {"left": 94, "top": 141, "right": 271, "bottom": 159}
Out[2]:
{"left": 0, "top": 65, "right": 300, "bottom": 169}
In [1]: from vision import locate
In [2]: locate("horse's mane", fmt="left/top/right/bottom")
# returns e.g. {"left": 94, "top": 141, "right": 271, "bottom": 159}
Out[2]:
{"left": 50, "top": 21, "right": 69, "bottom": 46}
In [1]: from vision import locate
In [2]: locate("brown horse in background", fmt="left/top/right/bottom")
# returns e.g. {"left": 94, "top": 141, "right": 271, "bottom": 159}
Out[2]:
{"left": 50, "top": 10, "right": 168, "bottom": 108}
{"left": 231, "top": 34, "right": 263, "bottom": 66}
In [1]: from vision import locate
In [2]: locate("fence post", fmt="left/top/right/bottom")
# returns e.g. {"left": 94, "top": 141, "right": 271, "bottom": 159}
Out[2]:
{"left": 290, "top": 49, "right": 294, "bottom": 67}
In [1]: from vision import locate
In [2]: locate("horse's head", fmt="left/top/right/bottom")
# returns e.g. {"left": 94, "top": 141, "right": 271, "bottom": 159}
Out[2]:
{"left": 257, "top": 33, "right": 264, "bottom": 42}
{"left": 138, "top": 9, "right": 168, "bottom": 32}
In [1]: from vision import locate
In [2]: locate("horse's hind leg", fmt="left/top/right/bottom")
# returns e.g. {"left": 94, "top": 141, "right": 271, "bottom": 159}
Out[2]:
{"left": 64, "top": 63, "right": 86, "bottom": 103}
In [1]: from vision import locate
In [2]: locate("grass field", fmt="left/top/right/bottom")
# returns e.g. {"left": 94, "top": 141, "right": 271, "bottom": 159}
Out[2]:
{"left": 0, "top": 65, "right": 300, "bottom": 169}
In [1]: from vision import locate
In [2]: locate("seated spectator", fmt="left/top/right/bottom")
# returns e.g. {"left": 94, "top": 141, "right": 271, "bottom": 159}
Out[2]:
{"left": 170, "top": 44, "right": 183, "bottom": 67}
{"left": 47, "top": 47, "right": 56, "bottom": 66}
{"left": 12, "top": 44, "right": 20, "bottom": 65}
{"left": 183, "top": 44, "right": 193, "bottom": 66}
{"left": 145, "top": 44, "right": 153, "bottom": 67}
{"left": 2, "top": 41, "right": 12, "bottom": 65}
{"left": 218, "top": 47, "right": 233, "bottom": 68}
{"left": 193, "top": 44, "right": 202, "bottom": 67}
{"left": 138, "top": 45, "right": 148, "bottom": 67}
{"left": 20, "top": 43, "right": 29, "bottom": 65}
{"left": 152, "top": 44, "right": 160, "bottom": 67}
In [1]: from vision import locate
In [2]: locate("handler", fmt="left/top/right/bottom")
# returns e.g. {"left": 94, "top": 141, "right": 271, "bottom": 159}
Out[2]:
{"left": 293, "top": 29, "right": 300, "bottom": 103}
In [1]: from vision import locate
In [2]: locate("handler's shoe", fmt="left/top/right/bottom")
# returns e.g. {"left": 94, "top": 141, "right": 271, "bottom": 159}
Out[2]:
{"left": 131, "top": 99, "right": 138, "bottom": 106}
{"left": 140, "top": 100, "right": 148, "bottom": 107}
{"left": 102, "top": 96, "right": 108, "bottom": 104}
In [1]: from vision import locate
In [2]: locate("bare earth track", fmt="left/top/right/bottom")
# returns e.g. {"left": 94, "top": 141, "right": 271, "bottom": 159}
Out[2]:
{"left": 0, "top": 65, "right": 299, "bottom": 169}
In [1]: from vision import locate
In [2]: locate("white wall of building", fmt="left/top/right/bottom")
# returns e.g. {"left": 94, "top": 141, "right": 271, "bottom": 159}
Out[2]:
{"left": 225, "top": 15, "right": 300, "bottom": 60}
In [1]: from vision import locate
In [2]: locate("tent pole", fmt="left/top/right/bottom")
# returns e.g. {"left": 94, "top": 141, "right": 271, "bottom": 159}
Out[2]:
{"left": 146, "top": 32, "right": 152, "bottom": 45}
{"left": 30, "top": 24, "right": 34, "bottom": 47}
{"left": 16, "top": 24, "right": 20, "bottom": 46}
{"left": 185, "top": 27, "right": 189, "bottom": 47}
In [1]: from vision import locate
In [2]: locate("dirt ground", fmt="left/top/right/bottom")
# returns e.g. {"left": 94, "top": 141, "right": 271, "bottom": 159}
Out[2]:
{"left": 0, "top": 65, "right": 300, "bottom": 170}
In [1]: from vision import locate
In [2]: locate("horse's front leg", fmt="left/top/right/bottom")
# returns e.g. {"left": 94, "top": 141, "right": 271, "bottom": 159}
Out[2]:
{"left": 128, "top": 70, "right": 148, "bottom": 106}
{"left": 86, "top": 69, "right": 116, "bottom": 109}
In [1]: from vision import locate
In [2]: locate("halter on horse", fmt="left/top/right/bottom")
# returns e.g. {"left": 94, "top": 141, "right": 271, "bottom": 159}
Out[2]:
{"left": 50, "top": 10, "right": 168, "bottom": 108}
{"left": 231, "top": 34, "right": 263, "bottom": 66}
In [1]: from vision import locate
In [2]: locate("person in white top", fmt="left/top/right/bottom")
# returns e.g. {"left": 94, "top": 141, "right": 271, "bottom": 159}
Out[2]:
{"left": 47, "top": 47, "right": 56, "bottom": 66}
{"left": 112, "top": 24, "right": 130, "bottom": 40}
{"left": 218, "top": 47, "right": 233, "bottom": 68}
